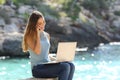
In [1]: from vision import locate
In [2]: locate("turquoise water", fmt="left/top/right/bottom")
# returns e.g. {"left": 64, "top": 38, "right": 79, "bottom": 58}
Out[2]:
{"left": 0, "top": 43, "right": 120, "bottom": 80}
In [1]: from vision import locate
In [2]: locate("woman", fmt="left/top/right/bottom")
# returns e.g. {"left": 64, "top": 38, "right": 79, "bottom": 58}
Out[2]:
{"left": 22, "top": 11, "right": 75, "bottom": 80}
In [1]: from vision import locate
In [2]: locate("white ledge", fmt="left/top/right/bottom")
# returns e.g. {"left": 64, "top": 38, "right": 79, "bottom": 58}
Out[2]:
{"left": 20, "top": 77, "right": 58, "bottom": 80}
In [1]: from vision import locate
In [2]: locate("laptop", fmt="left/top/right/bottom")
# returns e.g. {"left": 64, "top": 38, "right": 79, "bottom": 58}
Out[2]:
{"left": 43, "top": 42, "right": 77, "bottom": 64}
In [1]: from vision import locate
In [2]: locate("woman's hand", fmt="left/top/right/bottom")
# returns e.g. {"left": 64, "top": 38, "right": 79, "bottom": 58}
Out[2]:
{"left": 36, "top": 24, "right": 42, "bottom": 32}
{"left": 49, "top": 54, "right": 57, "bottom": 61}
{"left": 36, "top": 18, "right": 45, "bottom": 32}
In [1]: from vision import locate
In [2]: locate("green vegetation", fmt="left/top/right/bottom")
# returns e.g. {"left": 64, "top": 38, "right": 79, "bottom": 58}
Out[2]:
{"left": 114, "top": 11, "right": 120, "bottom": 16}
{"left": 37, "top": 3, "right": 60, "bottom": 20}
{"left": 3, "top": 0, "right": 116, "bottom": 20}
{"left": 51, "top": 0, "right": 115, "bottom": 19}
{"left": 81, "top": 0, "right": 115, "bottom": 17}
{"left": 13, "top": 0, "right": 40, "bottom": 6}
{"left": 12, "top": 0, "right": 60, "bottom": 20}
{"left": 55, "top": 0, "right": 81, "bottom": 20}
{"left": 0, "top": 0, "right": 5, "bottom": 4}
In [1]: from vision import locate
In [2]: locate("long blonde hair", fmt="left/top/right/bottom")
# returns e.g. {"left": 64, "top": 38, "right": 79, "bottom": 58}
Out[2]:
{"left": 22, "top": 11, "right": 43, "bottom": 53}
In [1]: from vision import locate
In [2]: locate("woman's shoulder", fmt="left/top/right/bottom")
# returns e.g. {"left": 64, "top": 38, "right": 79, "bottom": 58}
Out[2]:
{"left": 44, "top": 31, "right": 50, "bottom": 40}
{"left": 44, "top": 31, "right": 49, "bottom": 35}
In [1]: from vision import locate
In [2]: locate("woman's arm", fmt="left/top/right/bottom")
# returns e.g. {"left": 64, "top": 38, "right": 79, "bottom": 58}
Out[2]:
{"left": 27, "top": 32, "right": 41, "bottom": 54}
{"left": 34, "top": 32, "right": 41, "bottom": 54}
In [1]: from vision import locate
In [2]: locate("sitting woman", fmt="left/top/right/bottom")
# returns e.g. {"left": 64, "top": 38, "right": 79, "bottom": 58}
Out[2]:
{"left": 22, "top": 10, "right": 75, "bottom": 80}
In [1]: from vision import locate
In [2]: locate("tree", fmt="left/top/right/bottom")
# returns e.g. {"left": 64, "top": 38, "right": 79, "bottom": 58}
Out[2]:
{"left": 81, "top": 0, "right": 115, "bottom": 17}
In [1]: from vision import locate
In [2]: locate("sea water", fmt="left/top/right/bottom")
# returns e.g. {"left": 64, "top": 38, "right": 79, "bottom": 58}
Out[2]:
{"left": 0, "top": 42, "right": 120, "bottom": 80}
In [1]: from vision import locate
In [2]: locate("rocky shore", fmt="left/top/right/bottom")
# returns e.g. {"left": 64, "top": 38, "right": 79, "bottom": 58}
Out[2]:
{"left": 0, "top": 0, "right": 120, "bottom": 56}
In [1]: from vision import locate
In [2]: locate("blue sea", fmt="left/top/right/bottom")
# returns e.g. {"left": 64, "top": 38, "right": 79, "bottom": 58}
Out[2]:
{"left": 0, "top": 42, "right": 120, "bottom": 80}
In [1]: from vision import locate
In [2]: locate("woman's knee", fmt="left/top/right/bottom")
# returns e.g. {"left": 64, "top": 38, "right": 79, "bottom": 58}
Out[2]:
{"left": 60, "top": 62, "right": 71, "bottom": 71}
{"left": 67, "top": 62, "right": 75, "bottom": 69}
{"left": 63, "top": 62, "right": 75, "bottom": 72}
{"left": 32, "top": 68, "right": 38, "bottom": 77}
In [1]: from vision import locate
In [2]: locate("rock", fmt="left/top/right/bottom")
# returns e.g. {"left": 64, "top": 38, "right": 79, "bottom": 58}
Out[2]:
{"left": 4, "top": 0, "right": 16, "bottom": 9}
{"left": 0, "top": 5, "right": 15, "bottom": 24}
{"left": 0, "top": 5, "right": 15, "bottom": 17}
{"left": 18, "top": 5, "right": 33, "bottom": 14}
{"left": 45, "top": 18, "right": 64, "bottom": 34}
{"left": 1, "top": 33, "right": 27, "bottom": 56}
{"left": 70, "top": 25, "right": 102, "bottom": 48}
{"left": 0, "top": 2, "right": 120, "bottom": 56}
{"left": 4, "top": 23, "right": 19, "bottom": 33}
{"left": 0, "top": 18, "right": 5, "bottom": 53}
{"left": 10, "top": 18, "right": 26, "bottom": 33}
{"left": 0, "top": 18, "right": 5, "bottom": 26}
{"left": 58, "top": 17, "right": 72, "bottom": 26}
{"left": 0, "top": 18, "right": 5, "bottom": 33}
{"left": 4, "top": 0, "right": 13, "bottom": 6}
{"left": 112, "top": 18, "right": 120, "bottom": 28}
{"left": 0, "top": 36, "right": 4, "bottom": 53}
{"left": 49, "top": 37, "right": 59, "bottom": 53}
{"left": 45, "top": 17, "right": 105, "bottom": 49}
{"left": 95, "top": 17, "right": 120, "bottom": 41}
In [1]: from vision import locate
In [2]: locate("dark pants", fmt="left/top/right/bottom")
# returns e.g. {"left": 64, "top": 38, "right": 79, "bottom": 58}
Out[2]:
{"left": 32, "top": 62, "right": 75, "bottom": 80}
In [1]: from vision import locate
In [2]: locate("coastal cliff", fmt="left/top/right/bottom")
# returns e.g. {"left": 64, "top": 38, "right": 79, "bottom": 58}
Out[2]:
{"left": 0, "top": 0, "right": 120, "bottom": 56}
